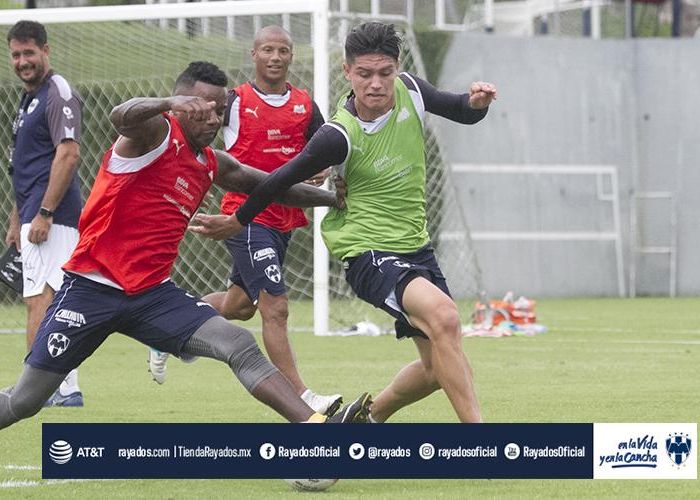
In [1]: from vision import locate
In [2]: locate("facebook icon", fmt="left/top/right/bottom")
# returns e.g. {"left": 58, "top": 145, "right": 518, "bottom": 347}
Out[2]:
{"left": 259, "top": 443, "right": 276, "bottom": 460}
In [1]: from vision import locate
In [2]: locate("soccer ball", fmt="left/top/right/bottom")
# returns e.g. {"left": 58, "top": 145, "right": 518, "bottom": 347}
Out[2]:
{"left": 283, "top": 478, "right": 339, "bottom": 492}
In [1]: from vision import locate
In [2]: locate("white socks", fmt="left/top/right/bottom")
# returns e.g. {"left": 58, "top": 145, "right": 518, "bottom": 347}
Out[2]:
{"left": 59, "top": 369, "right": 80, "bottom": 396}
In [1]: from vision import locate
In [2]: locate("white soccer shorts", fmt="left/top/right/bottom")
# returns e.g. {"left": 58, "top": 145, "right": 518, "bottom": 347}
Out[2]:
{"left": 20, "top": 223, "right": 79, "bottom": 298}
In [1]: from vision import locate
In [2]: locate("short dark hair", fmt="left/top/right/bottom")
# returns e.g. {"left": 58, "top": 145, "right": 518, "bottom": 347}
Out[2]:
{"left": 345, "top": 22, "right": 401, "bottom": 64}
{"left": 174, "top": 61, "right": 228, "bottom": 92}
{"left": 7, "top": 20, "right": 47, "bottom": 46}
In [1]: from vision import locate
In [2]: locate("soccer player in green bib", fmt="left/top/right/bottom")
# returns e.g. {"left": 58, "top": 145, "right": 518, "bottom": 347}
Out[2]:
{"left": 191, "top": 22, "right": 497, "bottom": 423}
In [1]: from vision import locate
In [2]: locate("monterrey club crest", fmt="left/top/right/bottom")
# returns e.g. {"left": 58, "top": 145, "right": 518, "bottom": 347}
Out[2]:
{"left": 264, "top": 264, "right": 281, "bottom": 284}
{"left": 47, "top": 333, "right": 70, "bottom": 358}
{"left": 666, "top": 433, "right": 692, "bottom": 466}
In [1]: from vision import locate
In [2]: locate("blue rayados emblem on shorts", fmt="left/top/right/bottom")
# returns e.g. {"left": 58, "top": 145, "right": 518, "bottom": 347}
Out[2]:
{"left": 264, "top": 264, "right": 281, "bottom": 283}
{"left": 666, "top": 433, "right": 692, "bottom": 466}
{"left": 47, "top": 332, "right": 70, "bottom": 358}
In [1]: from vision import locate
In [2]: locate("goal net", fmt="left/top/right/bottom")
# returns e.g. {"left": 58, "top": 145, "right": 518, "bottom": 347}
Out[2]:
{"left": 0, "top": 0, "right": 481, "bottom": 336}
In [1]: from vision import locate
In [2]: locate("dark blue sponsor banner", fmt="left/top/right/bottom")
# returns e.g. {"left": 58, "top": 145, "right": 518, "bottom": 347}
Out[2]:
{"left": 42, "top": 423, "right": 592, "bottom": 479}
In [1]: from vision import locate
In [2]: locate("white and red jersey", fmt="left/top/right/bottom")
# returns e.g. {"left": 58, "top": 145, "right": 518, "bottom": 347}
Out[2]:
{"left": 220, "top": 82, "right": 311, "bottom": 233}
{"left": 64, "top": 114, "right": 217, "bottom": 295}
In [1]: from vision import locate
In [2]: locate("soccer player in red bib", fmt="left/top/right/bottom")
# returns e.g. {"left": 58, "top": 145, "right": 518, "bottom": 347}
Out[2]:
{"left": 0, "top": 62, "right": 371, "bottom": 430}
{"left": 147, "top": 27, "right": 342, "bottom": 416}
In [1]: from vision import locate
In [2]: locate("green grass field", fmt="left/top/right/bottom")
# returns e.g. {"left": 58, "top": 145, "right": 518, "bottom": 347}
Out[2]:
{"left": 1, "top": 298, "right": 698, "bottom": 498}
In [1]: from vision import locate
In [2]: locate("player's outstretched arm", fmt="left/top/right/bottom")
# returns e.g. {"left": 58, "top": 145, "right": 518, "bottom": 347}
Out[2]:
{"left": 234, "top": 124, "right": 349, "bottom": 227}
{"left": 213, "top": 150, "right": 339, "bottom": 209}
{"left": 190, "top": 150, "right": 343, "bottom": 241}
{"left": 109, "top": 96, "right": 216, "bottom": 155}
{"left": 407, "top": 73, "right": 497, "bottom": 123}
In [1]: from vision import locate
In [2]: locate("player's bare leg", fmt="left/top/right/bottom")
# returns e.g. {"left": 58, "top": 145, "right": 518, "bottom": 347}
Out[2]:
{"left": 257, "top": 292, "right": 342, "bottom": 415}
{"left": 203, "top": 284, "right": 256, "bottom": 321}
{"left": 24, "top": 284, "right": 54, "bottom": 350}
{"left": 257, "top": 292, "right": 305, "bottom": 393}
{"left": 368, "top": 338, "right": 440, "bottom": 422}
{"left": 401, "top": 277, "right": 481, "bottom": 423}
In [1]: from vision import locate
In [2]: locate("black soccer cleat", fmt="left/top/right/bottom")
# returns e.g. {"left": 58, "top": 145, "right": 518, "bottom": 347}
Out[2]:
{"left": 326, "top": 392, "right": 372, "bottom": 423}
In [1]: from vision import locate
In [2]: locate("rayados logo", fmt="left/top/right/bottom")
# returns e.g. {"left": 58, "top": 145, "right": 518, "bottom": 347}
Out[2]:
{"left": 47, "top": 333, "right": 70, "bottom": 358}
{"left": 27, "top": 98, "right": 39, "bottom": 114}
{"left": 666, "top": 433, "right": 692, "bottom": 467}
{"left": 49, "top": 440, "right": 73, "bottom": 464}
{"left": 265, "top": 264, "right": 281, "bottom": 283}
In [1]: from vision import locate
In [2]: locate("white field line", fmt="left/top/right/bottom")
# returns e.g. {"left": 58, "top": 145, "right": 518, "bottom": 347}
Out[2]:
{"left": 546, "top": 338, "right": 700, "bottom": 346}
{"left": 1, "top": 480, "right": 37, "bottom": 488}
{"left": 1, "top": 478, "right": 105, "bottom": 488}
{"left": 554, "top": 327, "right": 700, "bottom": 335}
{"left": 556, "top": 327, "right": 629, "bottom": 333}
{"left": 2, "top": 466, "right": 110, "bottom": 489}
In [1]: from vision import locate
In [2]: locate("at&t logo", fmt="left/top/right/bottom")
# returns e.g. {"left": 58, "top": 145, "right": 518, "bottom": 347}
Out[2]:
{"left": 49, "top": 440, "right": 73, "bottom": 464}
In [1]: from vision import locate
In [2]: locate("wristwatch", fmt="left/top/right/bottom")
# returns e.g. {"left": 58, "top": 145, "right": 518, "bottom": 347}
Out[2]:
{"left": 39, "top": 207, "right": 55, "bottom": 218}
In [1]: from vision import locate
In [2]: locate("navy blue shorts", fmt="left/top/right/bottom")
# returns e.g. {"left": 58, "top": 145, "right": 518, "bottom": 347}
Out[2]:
{"left": 25, "top": 273, "right": 219, "bottom": 374}
{"left": 344, "top": 246, "right": 452, "bottom": 339}
{"left": 225, "top": 223, "right": 291, "bottom": 304}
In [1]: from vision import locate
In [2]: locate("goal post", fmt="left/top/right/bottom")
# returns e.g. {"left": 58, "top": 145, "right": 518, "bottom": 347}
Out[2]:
{"left": 311, "top": 4, "right": 330, "bottom": 338}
